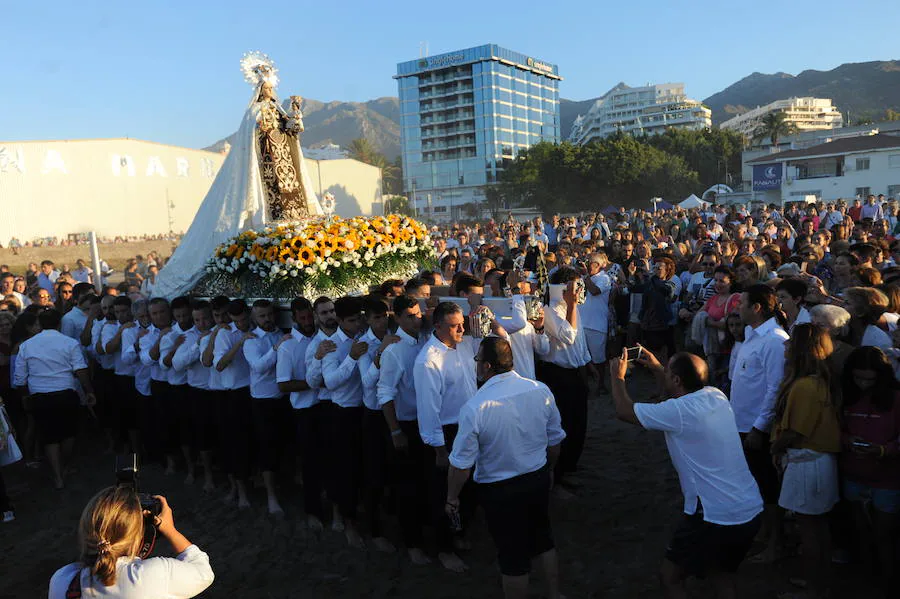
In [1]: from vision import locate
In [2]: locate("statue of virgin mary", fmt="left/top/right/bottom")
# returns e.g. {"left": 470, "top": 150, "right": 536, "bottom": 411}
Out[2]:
{"left": 153, "top": 52, "right": 323, "bottom": 299}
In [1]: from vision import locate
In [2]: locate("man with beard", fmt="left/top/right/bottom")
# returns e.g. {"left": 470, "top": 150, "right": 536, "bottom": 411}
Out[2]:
{"left": 213, "top": 299, "right": 255, "bottom": 509}
{"left": 243, "top": 299, "right": 293, "bottom": 515}
{"left": 276, "top": 297, "right": 326, "bottom": 530}
{"left": 171, "top": 300, "right": 217, "bottom": 491}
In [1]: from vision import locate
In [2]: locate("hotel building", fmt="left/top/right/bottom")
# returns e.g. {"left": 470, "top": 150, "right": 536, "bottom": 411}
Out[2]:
{"left": 395, "top": 44, "right": 561, "bottom": 220}
{"left": 568, "top": 83, "right": 711, "bottom": 145}
{"left": 720, "top": 97, "right": 843, "bottom": 138}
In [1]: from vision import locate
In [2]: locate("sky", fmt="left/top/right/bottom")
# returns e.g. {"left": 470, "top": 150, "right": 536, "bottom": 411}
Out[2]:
{"left": 2, "top": 0, "right": 899, "bottom": 149}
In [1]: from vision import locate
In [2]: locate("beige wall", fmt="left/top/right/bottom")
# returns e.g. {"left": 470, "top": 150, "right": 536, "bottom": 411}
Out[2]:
{"left": 0, "top": 139, "right": 384, "bottom": 243}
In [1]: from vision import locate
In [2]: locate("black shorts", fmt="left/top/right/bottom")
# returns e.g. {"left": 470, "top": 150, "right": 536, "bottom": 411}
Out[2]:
{"left": 479, "top": 466, "right": 554, "bottom": 576}
{"left": 30, "top": 390, "right": 80, "bottom": 444}
{"left": 665, "top": 511, "right": 761, "bottom": 578}
{"left": 740, "top": 432, "right": 781, "bottom": 504}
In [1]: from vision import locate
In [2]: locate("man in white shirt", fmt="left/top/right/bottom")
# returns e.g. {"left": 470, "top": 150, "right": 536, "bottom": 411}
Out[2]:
{"left": 92, "top": 295, "right": 119, "bottom": 451}
{"left": 580, "top": 251, "right": 613, "bottom": 393}
{"left": 731, "top": 284, "right": 789, "bottom": 561}
{"left": 200, "top": 296, "right": 233, "bottom": 497}
{"left": 277, "top": 297, "right": 326, "bottom": 530}
{"left": 414, "top": 301, "right": 493, "bottom": 572}
{"left": 776, "top": 279, "right": 812, "bottom": 334}
{"left": 213, "top": 299, "right": 255, "bottom": 509}
{"left": 378, "top": 295, "right": 430, "bottom": 565}
{"left": 539, "top": 268, "right": 591, "bottom": 488}
{"left": 1, "top": 272, "right": 30, "bottom": 309}
{"left": 319, "top": 296, "right": 369, "bottom": 547}
{"left": 61, "top": 291, "right": 96, "bottom": 341}
{"left": 121, "top": 299, "right": 153, "bottom": 463}
{"left": 448, "top": 337, "right": 565, "bottom": 599}
{"left": 14, "top": 309, "right": 95, "bottom": 489}
{"left": 71, "top": 259, "right": 94, "bottom": 284}
{"left": 243, "top": 299, "right": 292, "bottom": 515}
{"left": 609, "top": 347, "right": 762, "bottom": 598}
{"left": 159, "top": 296, "right": 196, "bottom": 483}
{"left": 102, "top": 296, "right": 140, "bottom": 454}
{"left": 139, "top": 298, "right": 172, "bottom": 469}
{"left": 358, "top": 296, "right": 401, "bottom": 552}
{"left": 171, "top": 300, "right": 217, "bottom": 492}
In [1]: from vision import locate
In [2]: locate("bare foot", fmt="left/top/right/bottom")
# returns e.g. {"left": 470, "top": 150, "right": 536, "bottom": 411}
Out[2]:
{"left": 267, "top": 497, "right": 284, "bottom": 516}
{"left": 306, "top": 515, "right": 324, "bottom": 532}
{"left": 408, "top": 548, "right": 432, "bottom": 565}
{"left": 203, "top": 478, "right": 215, "bottom": 493}
{"left": 438, "top": 552, "right": 468, "bottom": 573}
{"left": 372, "top": 537, "right": 396, "bottom": 553}
{"left": 184, "top": 471, "right": 196, "bottom": 485}
{"left": 223, "top": 486, "right": 237, "bottom": 505}
{"left": 237, "top": 492, "right": 251, "bottom": 510}
{"left": 345, "top": 527, "right": 366, "bottom": 550}
{"left": 331, "top": 512, "right": 345, "bottom": 533}
{"left": 164, "top": 458, "right": 176, "bottom": 476}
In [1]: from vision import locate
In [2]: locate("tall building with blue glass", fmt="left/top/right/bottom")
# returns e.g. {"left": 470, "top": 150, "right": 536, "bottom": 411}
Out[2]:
{"left": 395, "top": 44, "right": 561, "bottom": 220}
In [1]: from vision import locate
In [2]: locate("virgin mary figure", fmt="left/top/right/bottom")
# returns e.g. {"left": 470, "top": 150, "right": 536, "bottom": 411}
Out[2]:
{"left": 152, "top": 52, "right": 323, "bottom": 299}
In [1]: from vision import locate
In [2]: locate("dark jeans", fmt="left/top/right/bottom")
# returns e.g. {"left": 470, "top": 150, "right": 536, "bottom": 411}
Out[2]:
{"left": 0, "top": 469, "right": 11, "bottom": 512}
{"left": 536, "top": 361, "right": 588, "bottom": 477}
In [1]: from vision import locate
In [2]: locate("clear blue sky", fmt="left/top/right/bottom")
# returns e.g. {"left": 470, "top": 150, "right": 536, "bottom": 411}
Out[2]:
{"left": 2, "top": 0, "right": 898, "bottom": 149}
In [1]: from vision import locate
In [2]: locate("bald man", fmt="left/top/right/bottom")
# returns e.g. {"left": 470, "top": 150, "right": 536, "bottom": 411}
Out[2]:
{"left": 609, "top": 347, "right": 763, "bottom": 599}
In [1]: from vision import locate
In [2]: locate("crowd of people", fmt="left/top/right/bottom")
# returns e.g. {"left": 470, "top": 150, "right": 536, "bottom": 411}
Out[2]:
{"left": 1, "top": 194, "right": 899, "bottom": 598}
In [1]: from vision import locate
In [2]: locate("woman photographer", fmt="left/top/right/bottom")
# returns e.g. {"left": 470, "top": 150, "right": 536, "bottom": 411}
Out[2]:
{"left": 49, "top": 488, "right": 214, "bottom": 598}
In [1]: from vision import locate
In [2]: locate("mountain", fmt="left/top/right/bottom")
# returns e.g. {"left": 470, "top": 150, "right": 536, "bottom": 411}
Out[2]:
{"left": 204, "top": 96, "right": 400, "bottom": 159}
{"left": 560, "top": 97, "right": 599, "bottom": 140}
{"left": 703, "top": 60, "right": 900, "bottom": 124}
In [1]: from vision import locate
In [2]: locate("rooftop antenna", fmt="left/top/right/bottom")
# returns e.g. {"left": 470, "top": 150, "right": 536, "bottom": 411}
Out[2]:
{"left": 419, "top": 41, "right": 429, "bottom": 58}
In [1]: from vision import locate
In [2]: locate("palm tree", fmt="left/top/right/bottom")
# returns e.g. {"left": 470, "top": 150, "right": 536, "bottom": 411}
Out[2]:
{"left": 752, "top": 111, "right": 798, "bottom": 147}
{"left": 348, "top": 137, "right": 401, "bottom": 194}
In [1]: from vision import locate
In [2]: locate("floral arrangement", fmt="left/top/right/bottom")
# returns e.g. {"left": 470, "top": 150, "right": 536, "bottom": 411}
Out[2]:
{"left": 202, "top": 214, "right": 434, "bottom": 297}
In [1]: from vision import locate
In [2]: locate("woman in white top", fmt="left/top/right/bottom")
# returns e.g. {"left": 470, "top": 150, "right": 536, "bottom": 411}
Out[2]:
{"left": 49, "top": 487, "right": 214, "bottom": 598}
{"left": 844, "top": 286, "right": 893, "bottom": 351}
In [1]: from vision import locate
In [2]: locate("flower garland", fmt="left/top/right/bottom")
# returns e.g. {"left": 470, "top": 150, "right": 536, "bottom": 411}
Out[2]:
{"left": 204, "top": 214, "right": 434, "bottom": 297}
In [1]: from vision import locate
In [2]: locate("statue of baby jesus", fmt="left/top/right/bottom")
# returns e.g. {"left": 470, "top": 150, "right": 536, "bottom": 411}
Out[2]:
{"left": 286, "top": 95, "right": 305, "bottom": 134}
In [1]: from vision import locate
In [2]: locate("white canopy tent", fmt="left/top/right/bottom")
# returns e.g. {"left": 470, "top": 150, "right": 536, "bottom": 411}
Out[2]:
{"left": 678, "top": 194, "right": 709, "bottom": 209}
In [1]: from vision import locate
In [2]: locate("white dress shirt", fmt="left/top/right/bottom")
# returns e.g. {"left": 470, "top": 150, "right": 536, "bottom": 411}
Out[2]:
{"left": 414, "top": 333, "right": 479, "bottom": 447}
{"left": 507, "top": 296, "right": 549, "bottom": 379}
{"left": 243, "top": 326, "right": 283, "bottom": 399}
{"left": 102, "top": 322, "right": 137, "bottom": 377}
{"left": 305, "top": 329, "right": 335, "bottom": 402}
{"left": 172, "top": 327, "right": 210, "bottom": 390}
{"left": 862, "top": 324, "right": 892, "bottom": 351}
{"left": 60, "top": 307, "right": 88, "bottom": 341}
{"left": 543, "top": 299, "right": 591, "bottom": 369}
{"left": 321, "top": 328, "right": 364, "bottom": 408}
{"left": 377, "top": 327, "right": 425, "bottom": 421}
{"left": 199, "top": 333, "right": 225, "bottom": 391}
{"left": 71, "top": 266, "right": 93, "bottom": 284}
{"left": 139, "top": 324, "right": 167, "bottom": 383}
{"left": 48, "top": 545, "right": 214, "bottom": 599}
{"left": 449, "top": 371, "right": 565, "bottom": 483}
{"left": 358, "top": 328, "right": 383, "bottom": 411}
{"left": 579, "top": 272, "right": 612, "bottom": 333}
{"left": 14, "top": 329, "right": 87, "bottom": 394}
{"left": 213, "top": 323, "right": 251, "bottom": 390}
{"left": 159, "top": 324, "right": 189, "bottom": 386}
{"left": 122, "top": 324, "right": 152, "bottom": 396}
{"left": 276, "top": 328, "right": 318, "bottom": 409}
{"left": 93, "top": 319, "right": 116, "bottom": 370}
{"left": 730, "top": 317, "right": 789, "bottom": 433}
{"left": 635, "top": 386, "right": 764, "bottom": 525}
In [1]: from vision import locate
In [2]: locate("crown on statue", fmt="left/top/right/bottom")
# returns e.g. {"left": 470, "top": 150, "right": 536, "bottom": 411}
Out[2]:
{"left": 240, "top": 51, "right": 279, "bottom": 88}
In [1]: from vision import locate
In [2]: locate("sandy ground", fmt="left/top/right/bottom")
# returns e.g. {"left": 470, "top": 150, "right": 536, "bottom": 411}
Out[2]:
{"left": 0, "top": 241, "right": 176, "bottom": 278}
{"left": 0, "top": 371, "right": 885, "bottom": 598}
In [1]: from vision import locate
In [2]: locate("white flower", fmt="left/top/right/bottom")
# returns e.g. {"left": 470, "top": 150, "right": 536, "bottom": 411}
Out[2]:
{"left": 305, "top": 267, "right": 315, "bottom": 276}
{"left": 290, "top": 269, "right": 298, "bottom": 277}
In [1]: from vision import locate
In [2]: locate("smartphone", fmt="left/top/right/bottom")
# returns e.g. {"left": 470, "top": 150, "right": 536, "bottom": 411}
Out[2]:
{"left": 851, "top": 440, "right": 872, "bottom": 450}
{"left": 625, "top": 346, "right": 643, "bottom": 362}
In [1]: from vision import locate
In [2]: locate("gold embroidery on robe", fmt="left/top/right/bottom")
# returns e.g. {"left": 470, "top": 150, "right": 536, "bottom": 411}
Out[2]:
{"left": 257, "top": 100, "right": 309, "bottom": 221}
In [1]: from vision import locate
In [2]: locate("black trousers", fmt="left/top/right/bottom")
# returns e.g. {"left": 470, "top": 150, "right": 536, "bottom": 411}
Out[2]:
{"left": 251, "top": 396, "right": 293, "bottom": 473}
{"left": 113, "top": 375, "right": 138, "bottom": 445}
{"left": 0, "top": 469, "right": 10, "bottom": 512}
{"left": 295, "top": 403, "right": 327, "bottom": 520}
{"left": 212, "top": 390, "right": 232, "bottom": 473}
{"left": 536, "top": 361, "right": 588, "bottom": 477}
{"left": 424, "top": 423, "right": 476, "bottom": 552}
{"left": 392, "top": 419, "right": 428, "bottom": 549}
{"left": 326, "top": 403, "right": 362, "bottom": 520}
{"left": 362, "top": 408, "right": 393, "bottom": 537}
{"left": 169, "top": 383, "right": 192, "bottom": 450}
{"left": 226, "top": 387, "right": 254, "bottom": 480}
{"left": 150, "top": 379, "right": 178, "bottom": 457}
{"left": 93, "top": 367, "right": 116, "bottom": 429}
{"left": 189, "top": 388, "right": 218, "bottom": 452}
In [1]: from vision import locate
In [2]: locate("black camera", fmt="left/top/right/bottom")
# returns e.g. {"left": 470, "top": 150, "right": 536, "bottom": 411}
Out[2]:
{"left": 115, "top": 454, "right": 161, "bottom": 558}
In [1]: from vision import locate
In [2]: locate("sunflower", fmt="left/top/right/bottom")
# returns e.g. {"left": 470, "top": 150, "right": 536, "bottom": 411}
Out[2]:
{"left": 290, "top": 237, "right": 305, "bottom": 251}
{"left": 299, "top": 247, "right": 316, "bottom": 264}
{"left": 279, "top": 247, "right": 294, "bottom": 262}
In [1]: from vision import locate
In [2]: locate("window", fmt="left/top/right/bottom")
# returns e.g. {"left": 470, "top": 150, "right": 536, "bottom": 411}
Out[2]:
{"left": 855, "top": 187, "right": 871, "bottom": 198}
{"left": 890, "top": 154, "right": 900, "bottom": 169}
{"left": 856, "top": 157, "right": 870, "bottom": 171}
{"left": 888, "top": 184, "right": 900, "bottom": 198}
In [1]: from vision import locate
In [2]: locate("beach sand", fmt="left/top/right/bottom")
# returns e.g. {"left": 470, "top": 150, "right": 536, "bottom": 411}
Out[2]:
{"left": 0, "top": 372, "right": 881, "bottom": 598}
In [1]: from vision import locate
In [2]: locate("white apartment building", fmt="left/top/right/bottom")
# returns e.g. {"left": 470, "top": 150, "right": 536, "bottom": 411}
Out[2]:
{"left": 720, "top": 97, "right": 843, "bottom": 138}
{"left": 568, "top": 83, "right": 711, "bottom": 144}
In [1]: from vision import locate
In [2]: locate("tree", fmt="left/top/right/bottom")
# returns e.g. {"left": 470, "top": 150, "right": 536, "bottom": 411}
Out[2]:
{"left": 752, "top": 111, "right": 798, "bottom": 147}
{"left": 383, "top": 194, "right": 414, "bottom": 216}
{"left": 348, "top": 137, "right": 402, "bottom": 195}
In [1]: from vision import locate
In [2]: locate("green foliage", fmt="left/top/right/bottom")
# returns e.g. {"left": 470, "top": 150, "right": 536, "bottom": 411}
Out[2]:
{"left": 383, "top": 195, "right": 415, "bottom": 216}
{"left": 491, "top": 134, "right": 701, "bottom": 213}
{"left": 642, "top": 128, "right": 745, "bottom": 188}
{"left": 752, "top": 111, "right": 798, "bottom": 146}
{"left": 348, "top": 138, "right": 403, "bottom": 194}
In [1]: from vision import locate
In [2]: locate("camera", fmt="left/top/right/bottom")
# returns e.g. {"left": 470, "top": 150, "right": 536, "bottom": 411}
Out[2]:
{"left": 115, "top": 454, "right": 161, "bottom": 558}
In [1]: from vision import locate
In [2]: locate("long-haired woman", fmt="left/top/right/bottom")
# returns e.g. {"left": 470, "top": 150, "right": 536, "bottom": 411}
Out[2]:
{"left": 839, "top": 347, "right": 900, "bottom": 594}
{"left": 770, "top": 324, "right": 841, "bottom": 598}
{"left": 49, "top": 487, "right": 213, "bottom": 598}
